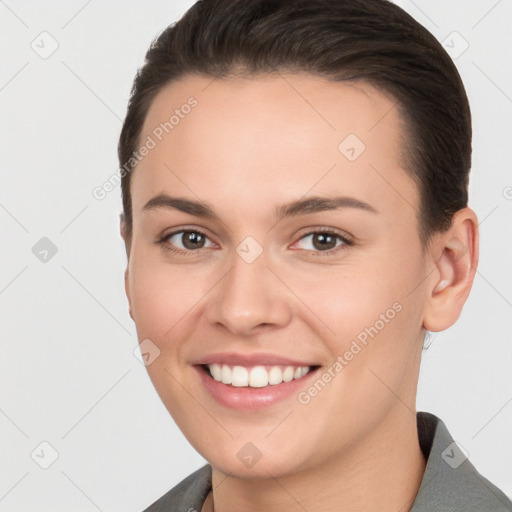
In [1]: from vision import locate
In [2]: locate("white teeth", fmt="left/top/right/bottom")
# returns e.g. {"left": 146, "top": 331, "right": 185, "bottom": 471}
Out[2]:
{"left": 207, "top": 364, "right": 312, "bottom": 387}
{"left": 249, "top": 366, "right": 269, "bottom": 387}
{"left": 221, "top": 364, "right": 232, "bottom": 384}
{"left": 210, "top": 363, "right": 222, "bottom": 381}
{"left": 268, "top": 366, "right": 283, "bottom": 385}
{"left": 282, "top": 366, "right": 295, "bottom": 382}
{"left": 231, "top": 366, "right": 249, "bottom": 387}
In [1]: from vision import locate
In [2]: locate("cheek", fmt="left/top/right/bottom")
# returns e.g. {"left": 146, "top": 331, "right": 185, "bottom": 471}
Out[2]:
{"left": 283, "top": 260, "right": 412, "bottom": 341}
{"left": 285, "top": 245, "right": 425, "bottom": 374}
{"left": 128, "top": 250, "right": 206, "bottom": 342}
{"left": 291, "top": 267, "right": 423, "bottom": 440}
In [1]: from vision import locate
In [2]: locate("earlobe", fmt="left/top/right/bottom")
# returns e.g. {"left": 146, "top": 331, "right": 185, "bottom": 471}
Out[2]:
{"left": 423, "top": 208, "right": 479, "bottom": 332}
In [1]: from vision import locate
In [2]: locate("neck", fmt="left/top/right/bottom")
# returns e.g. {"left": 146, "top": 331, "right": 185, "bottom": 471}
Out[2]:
{"left": 210, "top": 409, "right": 426, "bottom": 512}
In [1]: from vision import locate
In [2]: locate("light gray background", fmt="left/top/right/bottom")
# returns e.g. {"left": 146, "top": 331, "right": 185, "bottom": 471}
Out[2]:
{"left": 1, "top": 1, "right": 511, "bottom": 510}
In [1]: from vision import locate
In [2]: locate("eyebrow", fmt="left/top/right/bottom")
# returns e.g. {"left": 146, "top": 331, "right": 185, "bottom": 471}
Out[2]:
{"left": 142, "top": 194, "right": 379, "bottom": 221}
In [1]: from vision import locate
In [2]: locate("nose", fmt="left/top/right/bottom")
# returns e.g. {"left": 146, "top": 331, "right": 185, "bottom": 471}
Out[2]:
{"left": 204, "top": 247, "right": 293, "bottom": 336}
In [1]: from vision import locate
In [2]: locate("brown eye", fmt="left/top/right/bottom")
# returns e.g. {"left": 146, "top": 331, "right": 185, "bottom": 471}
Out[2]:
{"left": 295, "top": 231, "right": 349, "bottom": 253}
{"left": 311, "top": 233, "right": 338, "bottom": 251}
{"left": 164, "top": 230, "right": 214, "bottom": 251}
{"left": 182, "top": 231, "right": 206, "bottom": 249}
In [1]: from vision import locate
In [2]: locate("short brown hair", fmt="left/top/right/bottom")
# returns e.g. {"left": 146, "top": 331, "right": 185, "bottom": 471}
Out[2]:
{"left": 118, "top": 0, "right": 471, "bottom": 249}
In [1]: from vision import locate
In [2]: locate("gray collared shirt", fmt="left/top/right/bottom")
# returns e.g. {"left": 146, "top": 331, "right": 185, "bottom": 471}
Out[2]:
{"left": 143, "top": 412, "right": 512, "bottom": 511}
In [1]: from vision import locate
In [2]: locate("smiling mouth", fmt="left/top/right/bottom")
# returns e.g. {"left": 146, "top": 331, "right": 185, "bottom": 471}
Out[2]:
{"left": 201, "top": 363, "right": 320, "bottom": 388}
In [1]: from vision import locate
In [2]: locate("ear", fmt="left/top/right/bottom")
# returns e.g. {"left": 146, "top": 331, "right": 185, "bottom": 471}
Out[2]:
{"left": 124, "top": 267, "right": 134, "bottom": 321}
{"left": 422, "top": 207, "right": 479, "bottom": 332}
{"left": 120, "top": 213, "right": 131, "bottom": 258}
{"left": 120, "top": 214, "right": 134, "bottom": 321}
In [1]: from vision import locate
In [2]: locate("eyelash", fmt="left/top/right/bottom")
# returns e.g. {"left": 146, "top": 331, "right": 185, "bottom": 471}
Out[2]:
{"left": 157, "top": 227, "right": 353, "bottom": 258}
{"left": 297, "top": 228, "right": 354, "bottom": 256}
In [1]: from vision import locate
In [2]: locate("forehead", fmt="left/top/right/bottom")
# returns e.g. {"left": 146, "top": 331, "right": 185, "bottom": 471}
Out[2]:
{"left": 132, "top": 73, "right": 417, "bottom": 221}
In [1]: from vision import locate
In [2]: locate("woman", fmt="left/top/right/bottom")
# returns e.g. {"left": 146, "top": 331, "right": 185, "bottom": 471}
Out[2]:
{"left": 118, "top": 0, "right": 512, "bottom": 510}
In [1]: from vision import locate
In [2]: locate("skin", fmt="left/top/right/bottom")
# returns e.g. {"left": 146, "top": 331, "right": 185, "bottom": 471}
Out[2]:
{"left": 122, "top": 73, "right": 478, "bottom": 512}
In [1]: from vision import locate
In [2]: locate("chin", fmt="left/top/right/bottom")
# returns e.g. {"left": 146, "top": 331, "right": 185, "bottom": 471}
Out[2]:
{"left": 194, "top": 437, "right": 313, "bottom": 480}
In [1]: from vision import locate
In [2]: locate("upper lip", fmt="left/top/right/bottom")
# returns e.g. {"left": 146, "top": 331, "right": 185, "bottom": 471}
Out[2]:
{"left": 191, "top": 352, "right": 317, "bottom": 367}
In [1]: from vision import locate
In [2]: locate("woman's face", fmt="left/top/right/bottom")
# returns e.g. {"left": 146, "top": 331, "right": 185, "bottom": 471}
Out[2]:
{"left": 124, "top": 73, "right": 430, "bottom": 478}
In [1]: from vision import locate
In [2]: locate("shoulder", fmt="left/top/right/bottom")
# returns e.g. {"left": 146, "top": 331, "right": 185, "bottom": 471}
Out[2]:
{"left": 141, "top": 464, "right": 212, "bottom": 512}
{"left": 412, "top": 412, "right": 512, "bottom": 511}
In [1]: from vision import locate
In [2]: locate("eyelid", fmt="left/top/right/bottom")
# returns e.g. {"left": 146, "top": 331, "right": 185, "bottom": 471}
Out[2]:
{"left": 293, "top": 226, "right": 354, "bottom": 244}
{"left": 157, "top": 226, "right": 354, "bottom": 255}
{"left": 157, "top": 226, "right": 217, "bottom": 256}
{"left": 289, "top": 227, "right": 354, "bottom": 256}
{"left": 168, "top": 230, "right": 215, "bottom": 248}
{"left": 160, "top": 225, "right": 215, "bottom": 242}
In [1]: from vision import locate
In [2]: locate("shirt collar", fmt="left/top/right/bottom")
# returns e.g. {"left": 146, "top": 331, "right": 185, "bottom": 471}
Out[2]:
{"left": 143, "top": 412, "right": 512, "bottom": 511}
{"left": 411, "top": 411, "right": 511, "bottom": 510}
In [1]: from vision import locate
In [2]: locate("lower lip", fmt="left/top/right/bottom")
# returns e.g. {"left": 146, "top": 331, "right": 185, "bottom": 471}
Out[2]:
{"left": 194, "top": 365, "right": 320, "bottom": 410}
